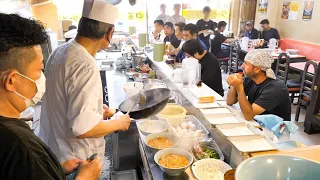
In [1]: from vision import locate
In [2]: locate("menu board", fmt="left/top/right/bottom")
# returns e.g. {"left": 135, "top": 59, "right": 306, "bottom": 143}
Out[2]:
{"left": 302, "top": 1, "right": 314, "bottom": 20}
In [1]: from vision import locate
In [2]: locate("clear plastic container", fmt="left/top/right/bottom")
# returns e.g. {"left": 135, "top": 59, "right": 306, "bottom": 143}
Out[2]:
{"left": 166, "top": 115, "right": 209, "bottom": 150}
{"left": 192, "top": 138, "right": 225, "bottom": 162}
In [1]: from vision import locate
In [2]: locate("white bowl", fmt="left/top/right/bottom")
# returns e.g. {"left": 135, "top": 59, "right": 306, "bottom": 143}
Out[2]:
{"left": 145, "top": 132, "right": 178, "bottom": 152}
{"left": 286, "top": 49, "right": 299, "bottom": 55}
{"left": 137, "top": 120, "right": 168, "bottom": 136}
{"left": 154, "top": 148, "right": 193, "bottom": 176}
{"left": 122, "top": 82, "right": 143, "bottom": 98}
{"left": 192, "top": 159, "right": 232, "bottom": 180}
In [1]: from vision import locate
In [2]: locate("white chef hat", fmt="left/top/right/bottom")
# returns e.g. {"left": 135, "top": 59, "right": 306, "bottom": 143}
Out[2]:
{"left": 82, "top": 0, "right": 118, "bottom": 25}
{"left": 245, "top": 49, "right": 276, "bottom": 79}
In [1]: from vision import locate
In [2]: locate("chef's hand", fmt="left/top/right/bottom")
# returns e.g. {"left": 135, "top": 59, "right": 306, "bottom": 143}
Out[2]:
{"left": 227, "top": 73, "right": 244, "bottom": 91}
{"left": 61, "top": 159, "right": 85, "bottom": 174}
{"left": 115, "top": 114, "right": 131, "bottom": 131}
{"left": 75, "top": 157, "right": 102, "bottom": 180}
{"left": 103, "top": 104, "right": 116, "bottom": 119}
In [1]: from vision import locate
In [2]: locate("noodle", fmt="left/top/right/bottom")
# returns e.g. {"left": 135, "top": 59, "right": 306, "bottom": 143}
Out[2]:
{"left": 195, "top": 163, "right": 224, "bottom": 180}
{"left": 158, "top": 154, "right": 189, "bottom": 168}
{"left": 148, "top": 137, "right": 173, "bottom": 149}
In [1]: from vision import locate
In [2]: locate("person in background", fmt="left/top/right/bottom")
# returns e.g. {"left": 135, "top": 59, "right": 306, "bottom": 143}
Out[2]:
{"left": 196, "top": 6, "right": 217, "bottom": 50}
{"left": 64, "top": 25, "right": 78, "bottom": 42}
{"left": 244, "top": 21, "right": 259, "bottom": 39}
{"left": 167, "top": 22, "right": 186, "bottom": 56}
{"left": 226, "top": 49, "right": 291, "bottom": 121}
{"left": 153, "top": 20, "right": 165, "bottom": 41}
{"left": 167, "top": 3, "right": 186, "bottom": 25}
{"left": 260, "top": 19, "right": 280, "bottom": 42}
{"left": 39, "top": 1, "right": 131, "bottom": 164}
{"left": 164, "top": 22, "right": 181, "bottom": 48}
{"left": 176, "top": 23, "right": 208, "bottom": 62}
{"left": 0, "top": 13, "right": 101, "bottom": 180}
{"left": 210, "top": 21, "right": 233, "bottom": 58}
{"left": 156, "top": 4, "right": 170, "bottom": 23}
{"left": 182, "top": 39, "right": 224, "bottom": 96}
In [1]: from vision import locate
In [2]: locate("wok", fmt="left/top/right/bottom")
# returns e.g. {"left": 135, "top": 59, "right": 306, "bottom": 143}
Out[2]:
{"left": 119, "top": 88, "right": 170, "bottom": 119}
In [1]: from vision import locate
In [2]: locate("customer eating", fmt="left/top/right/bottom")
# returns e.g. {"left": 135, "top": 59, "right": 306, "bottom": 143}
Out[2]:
{"left": 182, "top": 39, "right": 224, "bottom": 96}
{"left": 260, "top": 19, "right": 280, "bottom": 42}
{"left": 210, "top": 21, "right": 234, "bottom": 58}
{"left": 39, "top": 1, "right": 131, "bottom": 163}
{"left": 0, "top": 13, "right": 101, "bottom": 180}
{"left": 164, "top": 22, "right": 181, "bottom": 48}
{"left": 226, "top": 49, "right": 291, "bottom": 121}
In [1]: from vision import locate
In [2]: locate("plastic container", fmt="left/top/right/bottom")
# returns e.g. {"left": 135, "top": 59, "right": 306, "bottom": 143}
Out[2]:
{"left": 192, "top": 139, "right": 225, "bottom": 162}
{"left": 166, "top": 115, "right": 209, "bottom": 150}
{"left": 156, "top": 104, "right": 187, "bottom": 121}
{"left": 111, "top": 170, "right": 137, "bottom": 180}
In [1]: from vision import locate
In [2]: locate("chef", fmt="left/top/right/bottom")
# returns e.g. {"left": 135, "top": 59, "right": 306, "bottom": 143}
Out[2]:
{"left": 39, "top": 0, "right": 131, "bottom": 163}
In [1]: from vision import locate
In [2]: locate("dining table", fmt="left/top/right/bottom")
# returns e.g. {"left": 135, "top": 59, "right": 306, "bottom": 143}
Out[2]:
{"left": 289, "top": 61, "right": 316, "bottom": 74}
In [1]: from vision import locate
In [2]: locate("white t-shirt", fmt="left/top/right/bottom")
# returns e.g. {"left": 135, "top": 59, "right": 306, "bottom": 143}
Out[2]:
{"left": 39, "top": 39, "right": 105, "bottom": 162}
{"left": 167, "top": 15, "right": 186, "bottom": 26}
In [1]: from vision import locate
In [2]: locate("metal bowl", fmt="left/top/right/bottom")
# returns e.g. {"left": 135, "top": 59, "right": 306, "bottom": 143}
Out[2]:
{"left": 154, "top": 148, "right": 193, "bottom": 176}
{"left": 235, "top": 155, "right": 320, "bottom": 180}
{"left": 145, "top": 132, "right": 178, "bottom": 153}
{"left": 132, "top": 73, "right": 150, "bottom": 82}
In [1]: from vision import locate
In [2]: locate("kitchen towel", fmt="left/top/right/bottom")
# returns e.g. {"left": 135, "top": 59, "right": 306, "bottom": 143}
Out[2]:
{"left": 271, "top": 121, "right": 299, "bottom": 138}
{"left": 254, "top": 114, "right": 283, "bottom": 130}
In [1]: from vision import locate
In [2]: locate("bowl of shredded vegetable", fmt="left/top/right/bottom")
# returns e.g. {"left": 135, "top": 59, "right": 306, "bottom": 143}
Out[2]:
{"left": 154, "top": 148, "right": 193, "bottom": 176}
{"left": 192, "top": 159, "right": 232, "bottom": 180}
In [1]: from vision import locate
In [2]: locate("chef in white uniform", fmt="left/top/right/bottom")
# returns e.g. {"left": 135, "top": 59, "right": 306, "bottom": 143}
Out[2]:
{"left": 39, "top": 0, "right": 131, "bottom": 163}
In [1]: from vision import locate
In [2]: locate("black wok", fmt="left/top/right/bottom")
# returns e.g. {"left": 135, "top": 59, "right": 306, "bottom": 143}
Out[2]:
{"left": 118, "top": 88, "right": 170, "bottom": 119}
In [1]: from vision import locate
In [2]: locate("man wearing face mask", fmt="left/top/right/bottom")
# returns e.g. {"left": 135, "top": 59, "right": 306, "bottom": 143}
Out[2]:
{"left": 0, "top": 13, "right": 102, "bottom": 180}
{"left": 39, "top": 0, "right": 131, "bottom": 163}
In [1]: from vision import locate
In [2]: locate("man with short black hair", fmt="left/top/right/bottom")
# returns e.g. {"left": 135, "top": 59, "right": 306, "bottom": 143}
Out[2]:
{"left": 260, "top": 19, "right": 280, "bottom": 41}
{"left": 175, "top": 22, "right": 186, "bottom": 40}
{"left": 164, "top": 22, "right": 181, "bottom": 48}
{"left": 226, "top": 49, "right": 291, "bottom": 121}
{"left": 156, "top": 4, "right": 170, "bottom": 23}
{"left": 40, "top": 1, "right": 131, "bottom": 163}
{"left": 167, "top": 3, "right": 186, "bottom": 25}
{"left": 175, "top": 23, "right": 208, "bottom": 62}
{"left": 153, "top": 19, "right": 165, "bottom": 41}
{"left": 211, "top": 21, "right": 233, "bottom": 58}
{"left": 182, "top": 39, "right": 224, "bottom": 96}
{"left": 0, "top": 13, "right": 101, "bottom": 180}
{"left": 196, "top": 6, "right": 217, "bottom": 49}
{"left": 244, "top": 21, "right": 259, "bottom": 39}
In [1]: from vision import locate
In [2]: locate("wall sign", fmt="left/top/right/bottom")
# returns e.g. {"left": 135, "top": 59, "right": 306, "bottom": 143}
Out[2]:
{"left": 302, "top": 1, "right": 314, "bottom": 20}
{"left": 258, "top": 0, "right": 268, "bottom": 14}
{"left": 182, "top": 9, "right": 229, "bottom": 20}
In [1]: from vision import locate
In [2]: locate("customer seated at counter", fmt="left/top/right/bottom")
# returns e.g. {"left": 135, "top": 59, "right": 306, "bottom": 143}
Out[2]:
{"left": 211, "top": 21, "right": 234, "bottom": 58}
{"left": 153, "top": 19, "right": 165, "bottom": 41}
{"left": 244, "top": 21, "right": 259, "bottom": 39}
{"left": 226, "top": 49, "right": 291, "bottom": 121}
{"left": 167, "top": 22, "right": 186, "bottom": 56}
{"left": 164, "top": 22, "right": 181, "bottom": 48}
{"left": 182, "top": 39, "right": 224, "bottom": 96}
{"left": 260, "top": 19, "right": 280, "bottom": 42}
{"left": 0, "top": 13, "right": 101, "bottom": 179}
{"left": 175, "top": 23, "right": 208, "bottom": 62}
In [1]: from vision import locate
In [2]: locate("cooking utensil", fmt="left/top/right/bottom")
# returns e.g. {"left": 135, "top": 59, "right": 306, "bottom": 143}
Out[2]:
{"left": 118, "top": 88, "right": 170, "bottom": 119}
{"left": 126, "top": 91, "right": 146, "bottom": 115}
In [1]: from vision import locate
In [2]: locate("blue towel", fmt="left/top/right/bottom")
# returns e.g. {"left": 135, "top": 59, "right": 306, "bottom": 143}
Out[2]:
{"left": 271, "top": 121, "right": 299, "bottom": 138}
{"left": 254, "top": 114, "right": 283, "bottom": 130}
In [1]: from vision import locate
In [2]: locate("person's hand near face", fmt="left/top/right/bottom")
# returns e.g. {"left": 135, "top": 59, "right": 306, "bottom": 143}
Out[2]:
{"left": 227, "top": 73, "right": 244, "bottom": 91}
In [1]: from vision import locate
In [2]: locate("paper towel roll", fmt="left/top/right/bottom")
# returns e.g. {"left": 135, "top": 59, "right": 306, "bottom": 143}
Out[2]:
{"left": 153, "top": 42, "right": 165, "bottom": 62}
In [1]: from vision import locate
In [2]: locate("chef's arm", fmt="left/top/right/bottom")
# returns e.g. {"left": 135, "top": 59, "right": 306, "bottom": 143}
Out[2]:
{"left": 237, "top": 87, "right": 265, "bottom": 120}
{"left": 77, "top": 120, "right": 118, "bottom": 138}
{"left": 226, "top": 87, "right": 238, "bottom": 106}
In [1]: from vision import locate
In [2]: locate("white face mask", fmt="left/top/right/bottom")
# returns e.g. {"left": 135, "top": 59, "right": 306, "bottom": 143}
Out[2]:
{"left": 13, "top": 72, "right": 46, "bottom": 108}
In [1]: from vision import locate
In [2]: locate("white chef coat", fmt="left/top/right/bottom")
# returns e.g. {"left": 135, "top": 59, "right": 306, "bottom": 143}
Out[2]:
{"left": 167, "top": 15, "right": 186, "bottom": 26}
{"left": 39, "top": 39, "right": 105, "bottom": 163}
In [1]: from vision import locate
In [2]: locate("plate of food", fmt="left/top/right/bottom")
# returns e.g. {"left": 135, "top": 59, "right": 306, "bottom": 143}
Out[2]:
{"left": 192, "top": 159, "right": 232, "bottom": 180}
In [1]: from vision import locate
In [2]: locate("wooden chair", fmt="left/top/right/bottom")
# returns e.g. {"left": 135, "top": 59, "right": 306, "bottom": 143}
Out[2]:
{"left": 275, "top": 53, "right": 301, "bottom": 103}
{"left": 295, "top": 61, "right": 319, "bottom": 122}
{"left": 228, "top": 41, "right": 243, "bottom": 74}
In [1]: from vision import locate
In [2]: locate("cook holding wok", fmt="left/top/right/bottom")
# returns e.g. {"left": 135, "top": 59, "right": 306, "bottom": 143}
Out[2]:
{"left": 39, "top": 0, "right": 131, "bottom": 163}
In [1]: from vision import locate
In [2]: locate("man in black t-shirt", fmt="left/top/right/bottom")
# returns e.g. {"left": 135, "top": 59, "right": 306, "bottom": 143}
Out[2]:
{"left": 164, "top": 22, "right": 181, "bottom": 48}
{"left": 196, "top": 6, "right": 217, "bottom": 50}
{"left": 0, "top": 13, "right": 101, "bottom": 180}
{"left": 182, "top": 39, "right": 224, "bottom": 96}
{"left": 260, "top": 19, "right": 280, "bottom": 42}
{"left": 210, "top": 21, "right": 234, "bottom": 58}
{"left": 226, "top": 49, "right": 291, "bottom": 121}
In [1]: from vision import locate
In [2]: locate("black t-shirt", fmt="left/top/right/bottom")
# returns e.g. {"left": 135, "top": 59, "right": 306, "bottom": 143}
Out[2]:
{"left": 164, "top": 34, "right": 181, "bottom": 48}
{"left": 196, "top": 19, "right": 217, "bottom": 49}
{"left": 0, "top": 116, "right": 65, "bottom": 180}
{"left": 243, "top": 78, "right": 291, "bottom": 121}
{"left": 210, "top": 31, "right": 227, "bottom": 56}
{"left": 245, "top": 28, "right": 259, "bottom": 39}
{"left": 262, "top": 28, "right": 280, "bottom": 41}
{"left": 199, "top": 52, "right": 224, "bottom": 97}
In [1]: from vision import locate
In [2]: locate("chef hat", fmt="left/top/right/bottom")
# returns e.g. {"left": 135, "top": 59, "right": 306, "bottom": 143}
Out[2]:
{"left": 82, "top": 0, "right": 118, "bottom": 25}
{"left": 245, "top": 49, "right": 276, "bottom": 79}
